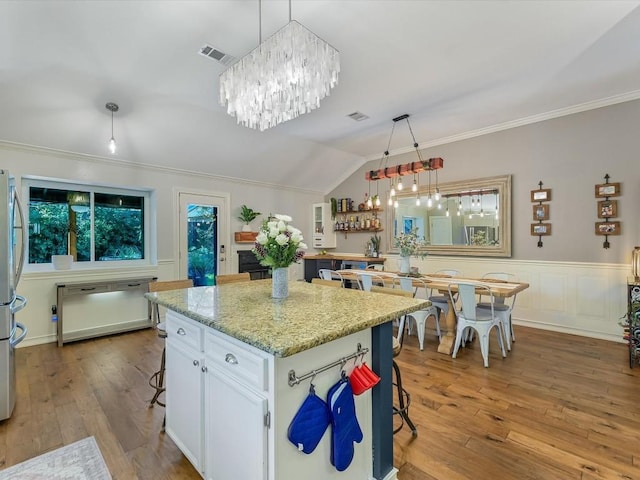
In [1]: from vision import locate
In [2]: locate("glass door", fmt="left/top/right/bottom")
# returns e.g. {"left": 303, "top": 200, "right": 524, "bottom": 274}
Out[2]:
{"left": 178, "top": 192, "right": 228, "bottom": 286}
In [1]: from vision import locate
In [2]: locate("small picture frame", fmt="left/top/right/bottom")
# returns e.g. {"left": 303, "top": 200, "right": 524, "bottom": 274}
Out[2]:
{"left": 597, "top": 200, "right": 617, "bottom": 219}
{"left": 532, "top": 204, "right": 549, "bottom": 221}
{"left": 531, "top": 223, "right": 552, "bottom": 236}
{"left": 595, "top": 182, "right": 620, "bottom": 198}
{"left": 530, "top": 189, "right": 551, "bottom": 202}
{"left": 595, "top": 221, "right": 621, "bottom": 236}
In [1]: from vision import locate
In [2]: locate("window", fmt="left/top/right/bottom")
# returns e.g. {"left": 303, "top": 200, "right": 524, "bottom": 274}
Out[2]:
{"left": 23, "top": 177, "right": 154, "bottom": 268}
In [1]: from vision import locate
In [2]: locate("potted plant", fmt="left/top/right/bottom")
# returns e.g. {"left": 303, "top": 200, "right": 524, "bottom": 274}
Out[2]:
{"left": 238, "top": 205, "right": 261, "bottom": 232}
{"left": 370, "top": 233, "right": 381, "bottom": 257}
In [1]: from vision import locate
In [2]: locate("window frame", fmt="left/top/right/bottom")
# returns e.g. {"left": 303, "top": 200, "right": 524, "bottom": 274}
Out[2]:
{"left": 22, "top": 176, "right": 156, "bottom": 272}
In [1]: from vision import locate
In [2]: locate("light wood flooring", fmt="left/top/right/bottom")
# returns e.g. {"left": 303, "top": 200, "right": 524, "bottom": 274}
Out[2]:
{"left": 0, "top": 325, "right": 639, "bottom": 479}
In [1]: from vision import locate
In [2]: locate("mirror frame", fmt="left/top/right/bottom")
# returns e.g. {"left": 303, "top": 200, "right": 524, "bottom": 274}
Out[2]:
{"left": 387, "top": 174, "right": 511, "bottom": 257}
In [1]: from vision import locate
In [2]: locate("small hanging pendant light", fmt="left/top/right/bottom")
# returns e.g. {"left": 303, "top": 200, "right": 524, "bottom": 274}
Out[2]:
{"left": 106, "top": 102, "right": 119, "bottom": 155}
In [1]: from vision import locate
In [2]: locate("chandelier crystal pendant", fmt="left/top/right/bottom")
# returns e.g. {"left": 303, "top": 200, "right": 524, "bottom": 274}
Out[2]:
{"left": 219, "top": 1, "right": 340, "bottom": 131}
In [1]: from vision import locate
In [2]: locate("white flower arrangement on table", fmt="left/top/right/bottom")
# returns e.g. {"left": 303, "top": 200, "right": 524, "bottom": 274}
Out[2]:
{"left": 394, "top": 227, "right": 428, "bottom": 258}
{"left": 253, "top": 214, "right": 308, "bottom": 268}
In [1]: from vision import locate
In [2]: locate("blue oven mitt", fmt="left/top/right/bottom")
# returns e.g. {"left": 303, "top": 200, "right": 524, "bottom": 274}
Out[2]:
{"left": 287, "top": 384, "right": 331, "bottom": 454}
{"left": 327, "top": 376, "right": 363, "bottom": 471}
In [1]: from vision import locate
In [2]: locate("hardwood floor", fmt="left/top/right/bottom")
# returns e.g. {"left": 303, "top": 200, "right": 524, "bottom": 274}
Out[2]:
{"left": 0, "top": 325, "right": 639, "bottom": 479}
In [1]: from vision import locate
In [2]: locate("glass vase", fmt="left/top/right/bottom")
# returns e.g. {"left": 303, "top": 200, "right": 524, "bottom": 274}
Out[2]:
{"left": 272, "top": 267, "right": 289, "bottom": 299}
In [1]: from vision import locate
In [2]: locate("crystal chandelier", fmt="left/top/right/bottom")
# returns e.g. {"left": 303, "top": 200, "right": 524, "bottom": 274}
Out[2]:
{"left": 219, "top": 1, "right": 340, "bottom": 131}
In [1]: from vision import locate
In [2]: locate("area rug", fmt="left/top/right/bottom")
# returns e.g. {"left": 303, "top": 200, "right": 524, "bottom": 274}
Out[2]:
{"left": 0, "top": 436, "right": 111, "bottom": 480}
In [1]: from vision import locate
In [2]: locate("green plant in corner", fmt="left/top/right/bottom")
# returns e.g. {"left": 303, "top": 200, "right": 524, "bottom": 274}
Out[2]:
{"left": 330, "top": 197, "right": 337, "bottom": 220}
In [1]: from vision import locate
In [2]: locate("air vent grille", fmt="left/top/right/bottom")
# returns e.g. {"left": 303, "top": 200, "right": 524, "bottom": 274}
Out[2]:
{"left": 347, "top": 111, "right": 369, "bottom": 122}
{"left": 199, "top": 44, "right": 235, "bottom": 66}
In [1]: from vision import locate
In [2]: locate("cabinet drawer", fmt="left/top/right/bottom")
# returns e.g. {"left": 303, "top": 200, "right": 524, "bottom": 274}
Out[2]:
{"left": 113, "top": 280, "right": 147, "bottom": 291}
{"left": 166, "top": 312, "right": 203, "bottom": 352}
{"left": 205, "top": 332, "right": 268, "bottom": 392}
{"left": 63, "top": 284, "right": 111, "bottom": 296}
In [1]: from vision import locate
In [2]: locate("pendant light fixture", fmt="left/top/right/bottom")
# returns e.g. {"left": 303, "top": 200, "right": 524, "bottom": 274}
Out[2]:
{"left": 105, "top": 102, "right": 119, "bottom": 155}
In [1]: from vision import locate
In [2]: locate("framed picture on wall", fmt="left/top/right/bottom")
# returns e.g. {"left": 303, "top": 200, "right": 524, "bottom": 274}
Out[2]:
{"left": 530, "top": 189, "right": 551, "bottom": 202}
{"left": 597, "top": 200, "right": 617, "bottom": 218}
{"left": 402, "top": 216, "right": 415, "bottom": 234}
{"left": 532, "top": 204, "right": 549, "bottom": 221}
{"left": 530, "top": 223, "right": 551, "bottom": 236}
{"left": 595, "top": 221, "right": 621, "bottom": 235}
{"left": 594, "top": 182, "right": 620, "bottom": 198}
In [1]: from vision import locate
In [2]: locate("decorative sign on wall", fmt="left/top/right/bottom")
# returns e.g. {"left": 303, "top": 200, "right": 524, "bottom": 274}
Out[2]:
{"left": 531, "top": 181, "right": 551, "bottom": 248}
{"left": 594, "top": 174, "right": 621, "bottom": 249}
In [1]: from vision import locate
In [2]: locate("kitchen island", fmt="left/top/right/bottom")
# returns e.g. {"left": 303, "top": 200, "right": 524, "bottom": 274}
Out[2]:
{"left": 147, "top": 279, "right": 429, "bottom": 480}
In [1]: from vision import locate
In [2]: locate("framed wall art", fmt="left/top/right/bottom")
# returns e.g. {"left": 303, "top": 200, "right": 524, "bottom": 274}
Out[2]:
{"left": 595, "top": 221, "right": 621, "bottom": 236}
{"left": 532, "top": 204, "right": 550, "bottom": 221}
{"left": 530, "top": 188, "right": 551, "bottom": 202}
{"left": 595, "top": 182, "right": 620, "bottom": 198}
{"left": 530, "top": 223, "right": 552, "bottom": 236}
{"left": 597, "top": 200, "right": 617, "bottom": 219}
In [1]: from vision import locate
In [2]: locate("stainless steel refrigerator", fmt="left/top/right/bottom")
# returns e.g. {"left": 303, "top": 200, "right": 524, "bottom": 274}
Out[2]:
{"left": 0, "top": 169, "right": 27, "bottom": 421}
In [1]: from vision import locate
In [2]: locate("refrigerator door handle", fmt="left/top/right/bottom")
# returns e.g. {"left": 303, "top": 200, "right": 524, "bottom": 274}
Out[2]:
{"left": 12, "top": 187, "right": 26, "bottom": 285}
{"left": 10, "top": 295, "right": 27, "bottom": 315}
{"left": 10, "top": 322, "right": 27, "bottom": 347}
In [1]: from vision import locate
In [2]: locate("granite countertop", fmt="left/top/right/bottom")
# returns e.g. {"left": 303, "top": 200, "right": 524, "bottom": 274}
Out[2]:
{"left": 146, "top": 280, "right": 429, "bottom": 357}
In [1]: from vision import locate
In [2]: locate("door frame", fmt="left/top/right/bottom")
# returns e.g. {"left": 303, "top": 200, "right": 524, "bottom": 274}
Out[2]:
{"left": 175, "top": 188, "right": 230, "bottom": 279}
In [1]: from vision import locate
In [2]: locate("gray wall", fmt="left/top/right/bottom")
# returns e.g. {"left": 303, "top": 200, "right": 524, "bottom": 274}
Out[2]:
{"left": 328, "top": 99, "right": 640, "bottom": 264}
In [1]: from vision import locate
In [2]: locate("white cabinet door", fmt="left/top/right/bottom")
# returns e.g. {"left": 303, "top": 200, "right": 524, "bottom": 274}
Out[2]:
{"left": 166, "top": 339, "right": 204, "bottom": 474}
{"left": 204, "top": 366, "right": 268, "bottom": 480}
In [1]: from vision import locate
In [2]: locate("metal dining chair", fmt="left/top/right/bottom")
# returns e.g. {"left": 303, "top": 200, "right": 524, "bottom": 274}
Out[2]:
{"left": 428, "top": 269, "right": 462, "bottom": 325}
{"left": 318, "top": 269, "right": 345, "bottom": 286}
{"left": 477, "top": 272, "right": 518, "bottom": 350}
{"left": 449, "top": 282, "right": 506, "bottom": 367}
{"left": 394, "top": 277, "right": 440, "bottom": 350}
{"left": 355, "top": 272, "right": 389, "bottom": 291}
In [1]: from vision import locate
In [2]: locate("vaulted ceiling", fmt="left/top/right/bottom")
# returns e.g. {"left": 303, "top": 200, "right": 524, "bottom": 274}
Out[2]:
{"left": 1, "top": 1, "right": 638, "bottom": 193}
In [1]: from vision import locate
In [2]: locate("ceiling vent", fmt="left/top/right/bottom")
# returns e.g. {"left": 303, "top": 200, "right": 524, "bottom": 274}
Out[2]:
{"left": 199, "top": 44, "right": 235, "bottom": 66}
{"left": 347, "top": 111, "right": 369, "bottom": 122}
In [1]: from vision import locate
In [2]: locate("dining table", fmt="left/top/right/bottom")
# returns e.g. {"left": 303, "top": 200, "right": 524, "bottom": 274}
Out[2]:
{"left": 335, "top": 269, "right": 530, "bottom": 355}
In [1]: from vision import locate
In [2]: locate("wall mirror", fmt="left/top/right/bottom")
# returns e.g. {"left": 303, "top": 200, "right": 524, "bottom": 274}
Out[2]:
{"left": 388, "top": 174, "right": 511, "bottom": 257}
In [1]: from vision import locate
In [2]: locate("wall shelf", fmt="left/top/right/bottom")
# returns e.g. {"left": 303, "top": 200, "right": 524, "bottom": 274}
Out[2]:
{"left": 234, "top": 231, "right": 258, "bottom": 243}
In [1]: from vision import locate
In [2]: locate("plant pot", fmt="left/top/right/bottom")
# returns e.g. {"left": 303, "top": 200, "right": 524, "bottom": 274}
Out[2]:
{"left": 242, "top": 224, "right": 252, "bottom": 232}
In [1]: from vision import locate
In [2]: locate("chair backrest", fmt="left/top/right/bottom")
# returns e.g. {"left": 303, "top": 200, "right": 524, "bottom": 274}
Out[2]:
{"left": 149, "top": 279, "right": 194, "bottom": 293}
{"left": 318, "top": 269, "right": 344, "bottom": 285}
{"left": 311, "top": 278, "right": 342, "bottom": 288}
{"left": 393, "top": 277, "right": 430, "bottom": 299}
{"left": 366, "top": 264, "right": 384, "bottom": 271}
{"left": 481, "top": 272, "right": 518, "bottom": 306}
{"left": 216, "top": 272, "right": 251, "bottom": 285}
{"left": 355, "top": 272, "right": 388, "bottom": 291}
{"left": 450, "top": 282, "right": 493, "bottom": 321}
{"left": 430, "top": 269, "right": 461, "bottom": 297}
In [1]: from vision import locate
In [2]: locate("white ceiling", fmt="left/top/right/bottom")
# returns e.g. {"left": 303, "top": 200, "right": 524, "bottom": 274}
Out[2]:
{"left": 1, "top": 1, "right": 639, "bottom": 193}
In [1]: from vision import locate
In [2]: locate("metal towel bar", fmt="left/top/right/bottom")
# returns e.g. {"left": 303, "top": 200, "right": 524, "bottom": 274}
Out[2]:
{"left": 287, "top": 343, "right": 368, "bottom": 387}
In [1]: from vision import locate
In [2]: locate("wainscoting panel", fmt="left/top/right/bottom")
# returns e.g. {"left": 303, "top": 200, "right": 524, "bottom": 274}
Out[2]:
{"left": 402, "top": 256, "right": 628, "bottom": 343}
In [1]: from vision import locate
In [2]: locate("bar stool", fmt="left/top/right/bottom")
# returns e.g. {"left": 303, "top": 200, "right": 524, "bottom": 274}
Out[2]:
{"left": 147, "top": 279, "right": 194, "bottom": 425}
{"left": 370, "top": 285, "right": 417, "bottom": 437}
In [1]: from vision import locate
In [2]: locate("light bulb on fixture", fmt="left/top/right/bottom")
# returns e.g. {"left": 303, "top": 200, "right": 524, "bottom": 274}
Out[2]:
{"left": 415, "top": 196, "right": 421, "bottom": 206}
{"left": 375, "top": 196, "right": 380, "bottom": 207}
{"left": 427, "top": 195, "right": 433, "bottom": 208}
{"left": 397, "top": 178, "right": 403, "bottom": 191}
{"left": 446, "top": 207, "right": 450, "bottom": 217}
{"left": 366, "top": 196, "right": 373, "bottom": 209}
{"left": 394, "top": 199, "right": 399, "bottom": 208}
{"left": 469, "top": 212, "right": 473, "bottom": 219}
{"left": 434, "top": 188, "right": 440, "bottom": 201}
{"left": 437, "top": 202, "right": 442, "bottom": 210}
{"left": 105, "top": 102, "right": 119, "bottom": 155}
{"left": 388, "top": 196, "right": 393, "bottom": 206}
{"left": 457, "top": 210, "right": 460, "bottom": 217}
{"left": 412, "top": 180, "right": 417, "bottom": 192}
